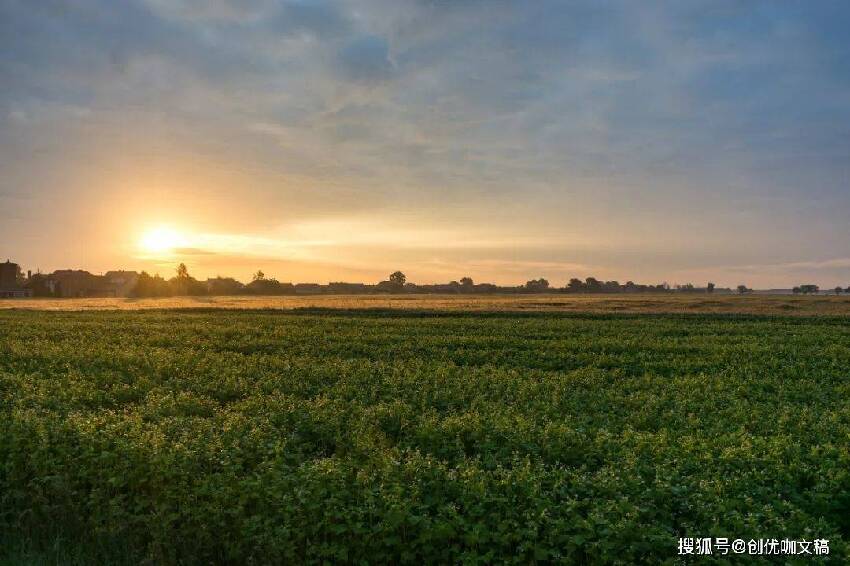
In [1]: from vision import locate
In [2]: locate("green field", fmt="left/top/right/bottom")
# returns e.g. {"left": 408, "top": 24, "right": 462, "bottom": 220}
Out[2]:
{"left": 1, "top": 308, "right": 849, "bottom": 564}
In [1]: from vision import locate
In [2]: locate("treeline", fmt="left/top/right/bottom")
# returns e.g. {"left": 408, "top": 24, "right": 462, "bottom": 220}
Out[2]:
{"left": 793, "top": 284, "right": 850, "bottom": 295}
{"left": 132, "top": 265, "right": 743, "bottom": 297}
{"left": 133, "top": 267, "right": 295, "bottom": 297}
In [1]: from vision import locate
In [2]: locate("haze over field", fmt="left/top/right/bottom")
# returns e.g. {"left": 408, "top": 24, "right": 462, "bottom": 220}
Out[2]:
{"left": 2, "top": 1, "right": 850, "bottom": 287}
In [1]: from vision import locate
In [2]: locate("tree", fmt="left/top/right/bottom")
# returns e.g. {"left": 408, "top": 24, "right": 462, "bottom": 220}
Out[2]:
{"left": 624, "top": 281, "right": 641, "bottom": 293}
{"left": 14, "top": 264, "right": 25, "bottom": 287}
{"left": 207, "top": 276, "right": 245, "bottom": 295}
{"left": 460, "top": 277, "right": 474, "bottom": 287}
{"left": 246, "top": 276, "right": 295, "bottom": 295}
{"left": 799, "top": 284, "right": 819, "bottom": 295}
{"left": 525, "top": 278, "right": 550, "bottom": 292}
{"left": 835, "top": 287, "right": 843, "bottom": 295}
{"left": 707, "top": 282, "right": 715, "bottom": 294}
{"left": 132, "top": 271, "right": 171, "bottom": 297}
{"left": 737, "top": 284, "right": 750, "bottom": 295}
{"left": 585, "top": 277, "right": 602, "bottom": 292}
{"left": 567, "top": 278, "right": 584, "bottom": 292}
{"left": 792, "top": 286, "right": 801, "bottom": 295}
{"left": 389, "top": 271, "right": 406, "bottom": 286}
{"left": 169, "top": 263, "right": 206, "bottom": 296}
{"left": 253, "top": 270, "right": 265, "bottom": 282}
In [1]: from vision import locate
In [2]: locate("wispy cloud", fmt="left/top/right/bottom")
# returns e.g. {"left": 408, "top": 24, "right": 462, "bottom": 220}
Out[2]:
{"left": 2, "top": 1, "right": 850, "bottom": 285}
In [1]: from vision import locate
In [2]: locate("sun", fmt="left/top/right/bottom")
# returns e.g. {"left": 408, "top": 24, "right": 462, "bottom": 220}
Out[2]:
{"left": 139, "top": 226, "right": 187, "bottom": 255}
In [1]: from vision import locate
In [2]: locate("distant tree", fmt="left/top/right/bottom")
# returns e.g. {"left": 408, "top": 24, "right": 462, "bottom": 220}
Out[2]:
{"left": 460, "top": 277, "right": 474, "bottom": 287}
{"left": 389, "top": 271, "right": 406, "bottom": 286}
{"left": 253, "top": 270, "right": 265, "bottom": 282}
{"left": 737, "top": 284, "right": 750, "bottom": 295}
{"left": 585, "top": 277, "right": 602, "bottom": 292}
{"left": 525, "top": 278, "right": 550, "bottom": 292}
{"left": 14, "top": 264, "right": 25, "bottom": 287}
{"left": 623, "top": 281, "right": 641, "bottom": 293}
{"left": 169, "top": 264, "right": 206, "bottom": 296}
{"left": 132, "top": 271, "right": 171, "bottom": 297}
{"left": 567, "top": 278, "right": 584, "bottom": 292}
{"left": 792, "top": 286, "right": 802, "bottom": 295}
{"left": 246, "top": 275, "right": 295, "bottom": 295}
{"left": 799, "top": 284, "right": 819, "bottom": 295}
{"left": 846, "top": 285, "right": 850, "bottom": 294}
{"left": 707, "top": 282, "right": 715, "bottom": 294}
{"left": 207, "top": 276, "right": 245, "bottom": 295}
{"left": 835, "top": 287, "right": 843, "bottom": 295}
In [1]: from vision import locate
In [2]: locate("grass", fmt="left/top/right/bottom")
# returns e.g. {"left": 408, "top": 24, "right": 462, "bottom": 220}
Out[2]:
{"left": 1, "top": 307, "right": 849, "bottom": 563}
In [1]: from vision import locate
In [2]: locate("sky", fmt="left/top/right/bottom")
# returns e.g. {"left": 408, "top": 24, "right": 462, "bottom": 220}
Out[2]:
{"left": 2, "top": 0, "right": 849, "bottom": 288}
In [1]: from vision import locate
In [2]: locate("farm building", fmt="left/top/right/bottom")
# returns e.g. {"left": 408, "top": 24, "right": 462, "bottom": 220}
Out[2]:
{"left": 0, "top": 260, "right": 33, "bottom": 298}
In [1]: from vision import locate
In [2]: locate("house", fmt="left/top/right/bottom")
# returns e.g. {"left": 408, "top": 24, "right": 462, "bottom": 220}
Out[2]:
{"left": 24, "top": 272, "right": 58, "bottom": 297}
{"left": 328, "top": 282, "right": 367, "bottom": 294}
{"left": 50, "top": 270, "right": 113, "bottom": 297}
{"left": 0, "top": 260, "right": 33, "bottom": 298}
{"left": 104, "top": 271, "right": 139, "bottom": 297}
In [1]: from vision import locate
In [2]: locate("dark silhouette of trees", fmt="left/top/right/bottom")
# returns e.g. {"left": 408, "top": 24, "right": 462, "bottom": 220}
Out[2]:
{"left": 835, "top": 287, "right": 843, "bottom": 295}
{"left": 376, "top": 271, "right": 407, "bottom": 293}
{"left": 132, "top": 272, "right": 170, "bottom": 297}
{"left": 585, "top": 277, "right": 602, "bottom": 292}
{"left": 51, "top": 262, "right": 758, "bottom": 298}
{"left": 169, "top": 263, "right": 206, "bottom": 295}
{"left": 524, "top": 278, "right": 550, "bottom": 292}
{"left": 798, "top": 284, "right": 819, "bottom": 295}
{"left": 246, "top": 272, "right": 295, "bottom": 295}
{"left": 207, "top": 276, "right": 244, "bottom": 295}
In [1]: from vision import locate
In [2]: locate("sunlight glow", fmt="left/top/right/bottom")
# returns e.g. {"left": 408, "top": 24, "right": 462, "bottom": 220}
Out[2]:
{"left": 139, "top": 226, "right": 187, "bottom": 255}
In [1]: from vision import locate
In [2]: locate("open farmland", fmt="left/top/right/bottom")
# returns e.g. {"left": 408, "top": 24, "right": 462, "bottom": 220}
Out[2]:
{"left": 2, "top": 293, "right": 850, "bottom": 316}
{"left": 1, "top": 307, "right": 849, "bottom": 564}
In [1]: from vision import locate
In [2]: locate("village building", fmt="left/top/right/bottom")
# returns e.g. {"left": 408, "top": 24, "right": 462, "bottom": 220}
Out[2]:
{"left": 0, "top": 260, "right": 34, "bottom": 298}
{"left": 49, "top": 269, "right": 139, "bottom": 297}
{"left": 104, "top": 271, "right": 140, "bottom": 297}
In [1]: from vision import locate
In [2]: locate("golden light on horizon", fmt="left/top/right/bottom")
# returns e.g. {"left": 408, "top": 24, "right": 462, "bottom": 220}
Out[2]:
{"left": 138, "top": 226, "right": 187, "bottom": 256}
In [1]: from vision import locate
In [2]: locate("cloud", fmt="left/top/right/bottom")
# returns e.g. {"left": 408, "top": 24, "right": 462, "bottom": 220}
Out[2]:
{"left": 172, "top": 247, "right": 217, "bottom": 256}
{"left": 2, "top": 1, "right": 850, "bottom": 285}
{"left": 337, "top": 35, "right": 395, "bottom": 82}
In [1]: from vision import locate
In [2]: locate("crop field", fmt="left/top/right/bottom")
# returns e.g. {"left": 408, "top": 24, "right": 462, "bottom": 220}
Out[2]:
{"left": 1, "top": 307, "right": 849, "bottom": 564}
{"left": 3, "top": 293, "right": 850, "bottom": 316}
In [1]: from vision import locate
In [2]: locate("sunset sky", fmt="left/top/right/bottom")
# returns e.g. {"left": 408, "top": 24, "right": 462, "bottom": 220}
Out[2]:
{"left": 2, "top": 1, "right": 850, "bottom": 287}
